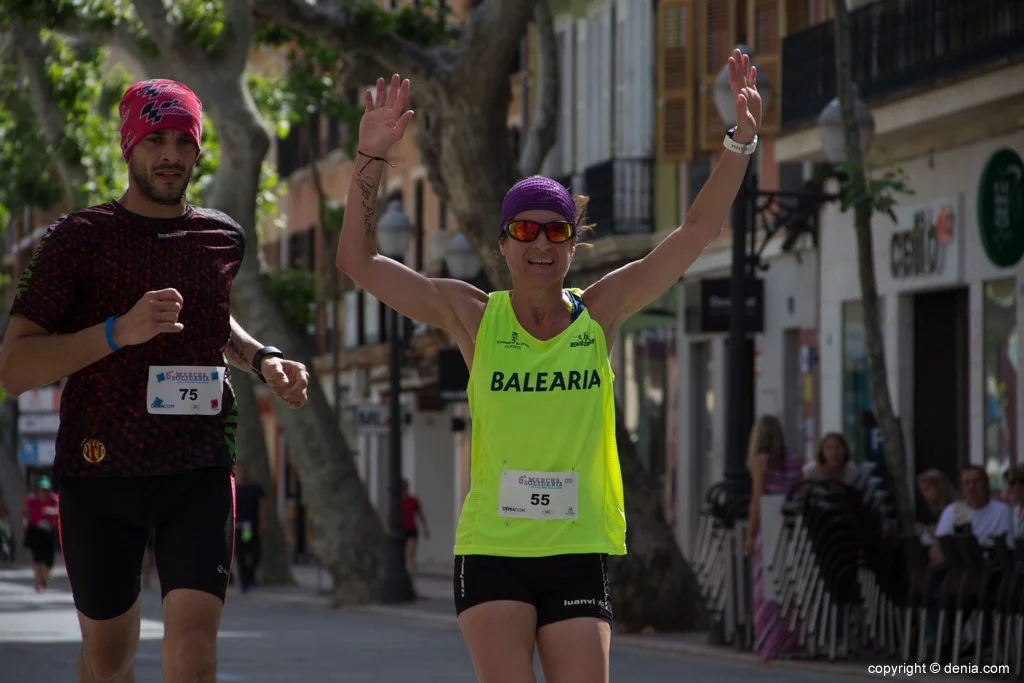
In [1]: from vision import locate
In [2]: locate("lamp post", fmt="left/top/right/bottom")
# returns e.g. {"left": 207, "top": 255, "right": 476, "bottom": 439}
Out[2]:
{"left": 714, "top": 45, "right": 771, "bottom": 498}
{"left": 443, "top": 231, "right": 481, "bottom": 281}
{"left": 816, "top": 91, "right": 877, "bottom": 166}
{"left": 712, "top": 47, "right": 874, "bottom": 501}
{"left": 376, "top": 198, "right": 416, "bottom": 604}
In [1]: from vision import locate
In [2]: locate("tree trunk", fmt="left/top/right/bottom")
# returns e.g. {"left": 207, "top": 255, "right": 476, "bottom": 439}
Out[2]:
{"left": 831, "top": 0, "right": 914, "bottom": 532}
{"left": 229, "top": 367, "right": 294, "bottom": 586}
{"left": 199, "top": 82, "right": 385, "bottom": 605}
{"left": 0, "top": 400, "right": 26, "bottom": 556}
{"left": 609, "top": 405, "right": 709, "bottom": 632}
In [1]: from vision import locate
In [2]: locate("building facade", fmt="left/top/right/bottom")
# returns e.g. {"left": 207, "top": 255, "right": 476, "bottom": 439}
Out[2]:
{"left": 775, "top": 0, "right": 1024, "bottom": 496}
{"left": 655, "top": 0, "right": 834, "bottom": 556}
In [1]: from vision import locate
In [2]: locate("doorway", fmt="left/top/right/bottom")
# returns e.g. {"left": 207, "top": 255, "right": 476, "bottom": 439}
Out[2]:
{"left": 913, "top": 287, "right": 969, "bottom": 492}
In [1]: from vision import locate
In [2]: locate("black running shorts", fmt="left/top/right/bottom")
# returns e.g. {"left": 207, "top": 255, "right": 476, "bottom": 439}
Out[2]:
{"left": 58, "top": 467, "right": 235, "bottom": 621}
{"left": 453, "top": 553, "right": 614, "bottom": 628}
{"left": 24, "top": 526, "right": 56, "bottom": 568}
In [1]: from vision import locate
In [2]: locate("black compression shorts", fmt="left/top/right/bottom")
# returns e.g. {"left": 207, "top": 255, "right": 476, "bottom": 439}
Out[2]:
{"left": 453, "top": 553, "right": 614, "bottom": 628}
{"left": 58, "top": 467, "right": 235, "bottom": 620}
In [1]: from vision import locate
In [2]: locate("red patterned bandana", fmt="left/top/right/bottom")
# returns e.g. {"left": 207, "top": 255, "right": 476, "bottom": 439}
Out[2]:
{"left": 118, "top": 79, "right": 203, "bottom": 161}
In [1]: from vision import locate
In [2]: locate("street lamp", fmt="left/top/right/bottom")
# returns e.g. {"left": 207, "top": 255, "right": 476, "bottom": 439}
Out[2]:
{"left": 443, "top": 231, "right": 481, "bottom": 281}
{"left": 376, "top": 198, "right": 416, "bottom": 605}
{"left": 817, "top": 91, "right": 876, "bottom": 164}
{"left": 714, "top": 46, "right": 771, "bottom": 498}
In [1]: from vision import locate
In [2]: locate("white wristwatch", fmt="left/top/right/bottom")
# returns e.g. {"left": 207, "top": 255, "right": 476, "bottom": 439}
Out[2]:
{"left": 723, "top": 126, "right": 758, "bottom": 156}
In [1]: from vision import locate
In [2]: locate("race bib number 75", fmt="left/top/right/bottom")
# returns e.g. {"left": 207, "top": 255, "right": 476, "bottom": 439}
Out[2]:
{"left": 147, "top": 366, "right": 226, "bottom": 416}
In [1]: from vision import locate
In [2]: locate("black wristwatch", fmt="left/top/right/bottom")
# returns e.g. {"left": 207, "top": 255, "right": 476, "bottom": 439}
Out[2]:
{"left": 251, "top": 346, "right": 284, "bottom": 384}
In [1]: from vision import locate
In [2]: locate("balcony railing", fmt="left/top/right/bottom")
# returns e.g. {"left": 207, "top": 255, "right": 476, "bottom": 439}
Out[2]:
{"left": 580, "top": 157, "right": 654, "bottom": 240}
{"left": 781, "top": 0, "right": 1024, "bottom": 129}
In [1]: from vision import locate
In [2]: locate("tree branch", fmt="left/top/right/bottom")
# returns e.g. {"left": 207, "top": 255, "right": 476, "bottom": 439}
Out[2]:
{"left": 10, "top": 21, "right": 87, "bottom": 209}
{"left": 415, "top": 105, "right": 449, "bottom": 203}
{"left": 45, "top": 14, "right": 164, "bottom": 77}
{"left": 130, "top": 0, "right": 180, "bottom": 55}
{"left": 216, "top": 0, "right": 258, "bottom": 73}
{"left": 518, "top": 0, "right": 558, "bottom": 177}
{"left": 459, "top": 0, "right": 540, "bottom": 92}
{"left": 248, "top": 0, "right": 444, "bottom": 84}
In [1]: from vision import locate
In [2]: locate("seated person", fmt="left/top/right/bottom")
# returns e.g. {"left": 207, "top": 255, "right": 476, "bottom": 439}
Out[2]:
{"left": 802, "top": 432, "right": 859, "bottom": 486}
{"left": 916, "top": 468, "right": 958, "bottom": 540}
{"left": 1003, "top": 464, "right": 1024, "bottom": 537}
{"left": 930, "top": 464, "right": 1014, "bottom": 564}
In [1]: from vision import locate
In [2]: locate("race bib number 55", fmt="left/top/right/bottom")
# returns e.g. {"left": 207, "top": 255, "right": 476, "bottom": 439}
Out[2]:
{"left": 498, "top": 470, "right": 578, "bottom": 521}
{"left": 147, "top": 366, "right": 226, "bottom": 416}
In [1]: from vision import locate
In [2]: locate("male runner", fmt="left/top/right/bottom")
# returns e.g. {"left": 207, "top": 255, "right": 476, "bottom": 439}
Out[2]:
{"left": 0, "top": 79, "right": 309, "bottom": 683}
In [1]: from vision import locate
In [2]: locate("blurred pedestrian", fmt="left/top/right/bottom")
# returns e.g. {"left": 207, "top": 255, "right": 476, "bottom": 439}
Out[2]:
{"left": 401, "top": 479, "right": 429, "bottom": 577}
{"left": 745, "top": 415, "right": 803, "bottom": 661}
{"left": 22, "top": 475, "right": 59, "bottom": 591}
{"left": 234, "top": 463, "right": 266, "bottom": 593}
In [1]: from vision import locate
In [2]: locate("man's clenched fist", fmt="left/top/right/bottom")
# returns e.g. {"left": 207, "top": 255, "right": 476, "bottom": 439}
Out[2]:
{"left": 113, "top": 288, "right": 185, "bottom": 347}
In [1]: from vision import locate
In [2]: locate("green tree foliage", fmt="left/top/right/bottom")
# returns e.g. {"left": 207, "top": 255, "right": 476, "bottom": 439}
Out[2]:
{"left": 265, "top": 268, "right": 316, "bottom": 330}
{"left": 0, "top": 31, "right": 129, "bottom": 221}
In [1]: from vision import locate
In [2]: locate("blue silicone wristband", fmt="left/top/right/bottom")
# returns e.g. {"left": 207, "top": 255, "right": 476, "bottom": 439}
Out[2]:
{"left": 105, "top": 316, "right": 121, "bottom": 352}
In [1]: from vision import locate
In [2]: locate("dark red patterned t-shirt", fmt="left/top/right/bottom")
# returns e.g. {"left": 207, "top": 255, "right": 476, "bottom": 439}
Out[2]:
{"left": 11, "top": 201, "right": 245, "bottom": 478}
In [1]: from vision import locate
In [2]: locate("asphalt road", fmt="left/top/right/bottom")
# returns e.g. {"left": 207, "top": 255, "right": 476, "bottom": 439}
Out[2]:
{"left": 0, "top": 566, "right": 880, "bottom": 682}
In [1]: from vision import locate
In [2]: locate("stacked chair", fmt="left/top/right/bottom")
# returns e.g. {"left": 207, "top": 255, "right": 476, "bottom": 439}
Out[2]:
{"left": 695, "top": 462, "right": 904, "bottom": 661}
{"left": 694, "top": 481, "right": 751, "bottom": 649}
{"left": 923, "top": 529, "right": 1024, "bottom": 674}
{"left": 696, "top": 464, "right": 1024, "bottom": 676}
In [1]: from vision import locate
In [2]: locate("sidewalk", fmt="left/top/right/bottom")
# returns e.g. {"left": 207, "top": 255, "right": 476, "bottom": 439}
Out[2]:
{"left": 253, "top": 564, "right": 972, "bottom": 682}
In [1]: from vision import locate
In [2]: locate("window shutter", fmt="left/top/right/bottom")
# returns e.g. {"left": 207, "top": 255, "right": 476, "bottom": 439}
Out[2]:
{"left": 575, "top": 17, "right": 589, "bottom": 172}
{"left": 749, "top": 0, "right": 780, "bottom": 131}
{"left": 782, "top": 0, "right": 810, "bottom": 33}
{"left": 558, "top": 22, "right": 575, "bottom": 176}
{"left": 615, "top": 0, "right": 629, "bottom": 157}
{"left": 638, "top": 0, "right": 655, "bottom": 157}
{"left": 656, "top": 0, "right": 696, "bottom": 163}
{"left": 697, "top": 0, "right": 739, "bottom": 152}
{"left": 599, "top": 1, "right": 613, "bottom": 164}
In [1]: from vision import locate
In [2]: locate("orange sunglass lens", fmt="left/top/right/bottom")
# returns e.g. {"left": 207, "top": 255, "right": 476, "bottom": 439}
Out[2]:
{"left": 506, "top": 220, "right": 574, "bottom": 243}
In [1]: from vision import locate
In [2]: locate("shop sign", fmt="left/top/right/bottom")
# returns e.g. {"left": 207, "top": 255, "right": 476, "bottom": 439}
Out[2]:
{"left": 977, "top": 148, "right": 1024, "bottom": 268}
{"left": 890, "top": 201, "right": 956, "bottom": 279}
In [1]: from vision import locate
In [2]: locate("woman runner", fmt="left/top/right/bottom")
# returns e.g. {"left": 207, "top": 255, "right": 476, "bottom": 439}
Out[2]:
{"left": 336, "top": 50, "right": 761, "bottom": 683}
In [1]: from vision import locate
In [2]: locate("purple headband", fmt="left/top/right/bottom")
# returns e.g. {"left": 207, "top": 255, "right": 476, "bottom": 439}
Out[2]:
{"left": 498, "top": 176, "right": 577, "bottom": 238}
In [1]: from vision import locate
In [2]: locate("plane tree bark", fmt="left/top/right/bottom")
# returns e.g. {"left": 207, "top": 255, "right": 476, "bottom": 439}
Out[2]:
{"left": 830, "top": 0, "right": 914, "bottom": 532}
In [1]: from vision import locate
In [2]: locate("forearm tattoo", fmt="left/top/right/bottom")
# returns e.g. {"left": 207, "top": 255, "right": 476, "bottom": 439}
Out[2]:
{"left": 225, "top": 333, "right": 251, "bottom": 371}
{"left": 356, "top": 172, "right": 378, "bottom": 242}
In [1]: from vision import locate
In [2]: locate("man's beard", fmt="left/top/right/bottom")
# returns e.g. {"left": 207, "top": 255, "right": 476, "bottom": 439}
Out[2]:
{"left": 129, "top": 160, "right": 193, "bottom": 206}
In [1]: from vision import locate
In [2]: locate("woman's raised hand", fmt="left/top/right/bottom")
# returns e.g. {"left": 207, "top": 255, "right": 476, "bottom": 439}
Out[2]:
{"left": 359, "top": 74, "right": 414, "bottom": 158}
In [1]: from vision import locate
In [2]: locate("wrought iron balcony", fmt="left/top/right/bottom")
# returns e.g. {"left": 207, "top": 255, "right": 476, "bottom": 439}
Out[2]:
{"left": 781, "top": 0, "right": 1024, "bottom": 129}
{"left": 579, "top": 157, "right": 654, "bottom": 240}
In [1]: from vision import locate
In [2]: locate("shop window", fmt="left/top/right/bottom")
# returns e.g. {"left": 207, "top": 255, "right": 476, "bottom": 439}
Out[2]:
{"left": 983, "top": 278, "right": 1018, "bottom": 471}
{"left": 842, "top": 299, "right": 884, "bottom": 464}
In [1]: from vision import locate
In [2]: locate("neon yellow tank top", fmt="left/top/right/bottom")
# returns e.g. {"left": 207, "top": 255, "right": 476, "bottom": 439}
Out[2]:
{"left": 453, "top": 289, "right": 627, "bottom": 557}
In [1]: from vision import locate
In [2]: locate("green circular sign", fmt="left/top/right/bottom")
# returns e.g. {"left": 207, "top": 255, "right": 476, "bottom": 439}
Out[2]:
{"left": 978, "top": 147, "right": 1024, "bottom": 268}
